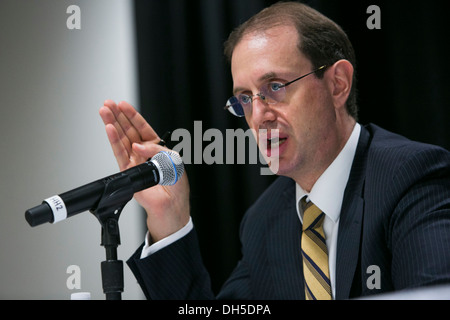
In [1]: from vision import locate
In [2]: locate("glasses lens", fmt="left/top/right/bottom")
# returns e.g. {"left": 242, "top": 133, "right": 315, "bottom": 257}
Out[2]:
{"left": 260, "top": 82, "right": 285, "bottom": 104}
{"left": 226, "top": 96, "right": 245, "bottom": 117}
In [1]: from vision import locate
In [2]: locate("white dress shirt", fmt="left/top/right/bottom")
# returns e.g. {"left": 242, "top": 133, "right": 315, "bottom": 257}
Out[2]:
{"left": 140, "top": 217, "right": 193, "bottom": 258}
{"left": 141, "top": 123, "right": 361, "bottom": 299}
{"left": 296, "top": 123, "right": 360, "bottom": 298}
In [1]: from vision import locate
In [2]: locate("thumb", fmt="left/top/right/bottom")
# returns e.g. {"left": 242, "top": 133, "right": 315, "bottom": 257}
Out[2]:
{"left": 132, "top": 142, "right": 166, "bottom": 160}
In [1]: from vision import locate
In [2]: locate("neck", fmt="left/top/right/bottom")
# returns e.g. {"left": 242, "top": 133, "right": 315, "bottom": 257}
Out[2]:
{"left": 294, "top": 118, "right": 356, "bottom": 192}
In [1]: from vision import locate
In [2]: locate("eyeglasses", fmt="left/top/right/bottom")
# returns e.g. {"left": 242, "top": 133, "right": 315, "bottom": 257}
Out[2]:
{"left": 224, "top": 65, "right": 327, "bottom": 117}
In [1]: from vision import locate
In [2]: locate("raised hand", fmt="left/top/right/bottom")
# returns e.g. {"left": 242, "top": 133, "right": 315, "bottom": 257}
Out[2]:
{"left": 99, "top": 100, "right": 190, "bottom": 242}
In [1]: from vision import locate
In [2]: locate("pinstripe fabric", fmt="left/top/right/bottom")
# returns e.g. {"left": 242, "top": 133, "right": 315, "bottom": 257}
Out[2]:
{"left": 127, "top": 124, "right": 450, "bottom": 300}
{"left": 127, "top": 230, "right": 215, "bottom": 299}
{"left": 301, "top": 199, "right": 332, "bottom": 300}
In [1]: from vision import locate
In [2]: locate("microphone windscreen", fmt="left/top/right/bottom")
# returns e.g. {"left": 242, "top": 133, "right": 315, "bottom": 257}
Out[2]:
{"left": 152, "top": 151, "right": 184, "bottom": 186}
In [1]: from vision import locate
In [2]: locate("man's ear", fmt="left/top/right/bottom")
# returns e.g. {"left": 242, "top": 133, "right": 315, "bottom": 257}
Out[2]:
{"left": 328, "top": 59, "right": 354, "bottom": 110}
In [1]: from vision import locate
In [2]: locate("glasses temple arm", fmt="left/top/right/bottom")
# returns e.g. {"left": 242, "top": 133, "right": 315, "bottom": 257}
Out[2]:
{"left": 282, "top": 65, "right": 327, "bottom": 88}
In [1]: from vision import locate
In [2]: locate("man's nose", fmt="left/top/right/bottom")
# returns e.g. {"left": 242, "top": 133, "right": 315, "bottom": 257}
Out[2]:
{"left": 251, "top": 96, "right": 276, "bottom": 124}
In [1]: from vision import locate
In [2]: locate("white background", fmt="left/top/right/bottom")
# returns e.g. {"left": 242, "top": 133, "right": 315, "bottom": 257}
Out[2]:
{"left": 0, "top": 0, "right": 145, "bottom": 299}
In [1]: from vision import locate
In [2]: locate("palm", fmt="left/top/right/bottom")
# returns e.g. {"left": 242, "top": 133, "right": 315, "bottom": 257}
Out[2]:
{"left": 99, "top": 100, "right": 190, "bottom": 241}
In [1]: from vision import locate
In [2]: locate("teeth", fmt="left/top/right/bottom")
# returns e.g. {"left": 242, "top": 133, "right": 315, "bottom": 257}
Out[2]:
{"left": 268, "top": 137, "right": 286, "bottom": 147}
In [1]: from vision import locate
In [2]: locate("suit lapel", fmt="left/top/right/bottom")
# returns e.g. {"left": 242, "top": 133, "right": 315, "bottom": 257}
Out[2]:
{"left": 335, "top": 125, "right": 371, "bottom": 299}
{"left": 263, "top": 126, "right": 372, "bottom": 300}
{"left": 266, "top": 179, "right": 305, "bottom": 299}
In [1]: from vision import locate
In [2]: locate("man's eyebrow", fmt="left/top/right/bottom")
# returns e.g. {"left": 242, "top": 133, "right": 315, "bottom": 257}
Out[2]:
{"left": 259, "top": 71, "right": 278, "bottom": 82}
{"left": 232, "top": 72, "right": 278, "bottom": 95}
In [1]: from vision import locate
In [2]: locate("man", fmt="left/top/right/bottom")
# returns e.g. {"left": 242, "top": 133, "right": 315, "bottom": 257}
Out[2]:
{"left": 99, "top": 2, "right": 450, "bottom": 299}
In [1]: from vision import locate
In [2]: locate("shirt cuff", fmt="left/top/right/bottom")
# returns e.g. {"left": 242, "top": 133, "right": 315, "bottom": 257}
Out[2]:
{"left": 140, "top": 217, "right": 193, "bottom": 259}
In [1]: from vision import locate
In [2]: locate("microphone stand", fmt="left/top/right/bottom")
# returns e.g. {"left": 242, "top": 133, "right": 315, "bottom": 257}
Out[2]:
{"left": 89, "top": 173, "right": 135, "bottom": 300}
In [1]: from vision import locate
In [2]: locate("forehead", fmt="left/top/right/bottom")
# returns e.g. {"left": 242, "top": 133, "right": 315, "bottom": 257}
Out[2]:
{"left": 231, "top": 25, "right": 307, "bottom": 84}
{"left": 242, "top": 24, "right": 299, "bottom": 47}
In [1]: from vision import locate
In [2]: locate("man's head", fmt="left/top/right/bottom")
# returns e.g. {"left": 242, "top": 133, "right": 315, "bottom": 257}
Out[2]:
{"left": 225, "top": 2, "right": 358, "bottom": 119}
{"left": 224, "top": 2, "right": 357, "bottom": 190}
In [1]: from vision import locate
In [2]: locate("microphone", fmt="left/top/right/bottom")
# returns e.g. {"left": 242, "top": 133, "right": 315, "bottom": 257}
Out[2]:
{"left": 25, "top": 150, "right": 184, "bottom": 227}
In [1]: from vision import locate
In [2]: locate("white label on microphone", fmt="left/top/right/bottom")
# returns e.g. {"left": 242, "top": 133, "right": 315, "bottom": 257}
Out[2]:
{"left": 44, "top": 195, "right": 67, "bottom": 224}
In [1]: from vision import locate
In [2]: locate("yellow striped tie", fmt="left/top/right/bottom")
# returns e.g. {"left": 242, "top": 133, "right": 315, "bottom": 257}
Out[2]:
{"left": 301, "top": 198, "right": 332, "bottom": 300}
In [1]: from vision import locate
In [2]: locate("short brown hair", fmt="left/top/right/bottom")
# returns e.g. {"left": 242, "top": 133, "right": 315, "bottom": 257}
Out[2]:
{"left": 224, "top": 1, "right": 358, "bottom": 120}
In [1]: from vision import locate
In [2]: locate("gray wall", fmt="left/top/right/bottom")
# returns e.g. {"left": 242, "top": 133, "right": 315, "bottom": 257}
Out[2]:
{"left": 0, "top": 0, "right": 145, "bottom": 299}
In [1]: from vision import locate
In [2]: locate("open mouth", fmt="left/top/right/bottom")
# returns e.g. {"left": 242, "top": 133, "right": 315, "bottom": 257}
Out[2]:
{"left": 267, "top": 136, "right": 287, "bottom": 149}
{"left": 264, "top": 135, "right": 288, "bottom": 157}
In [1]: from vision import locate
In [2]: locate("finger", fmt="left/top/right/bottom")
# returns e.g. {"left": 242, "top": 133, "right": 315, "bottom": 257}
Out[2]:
{"left": 103, "top": 99, "right": 117, "bottom": 109}
{"left": 101, "top": 101, "right": 164, "bottom": 167}
{"left": 102, "top": 100, "right": 125, "bottom": 127}
{"left": 99, "top": 105, "right": 116, "bottom": 125}
{"left": 102, "top": 102, "right": 134, "bottom": 155}
{"left": 104, "top": 124, "right": 131, "bottom": 171}
{"left": 118, "top": 101, "right": 159, "bottom": 143}
{"left": 112, "top": 102, "right": 142, "bottom": 140}
{"left": 132, "top": 141, "right": 167, "bottom": 160}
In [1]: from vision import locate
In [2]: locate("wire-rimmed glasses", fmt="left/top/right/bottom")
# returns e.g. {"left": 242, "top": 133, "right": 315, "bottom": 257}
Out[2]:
{"left": 224, "top": 65, "right": 327, "bottom": 117}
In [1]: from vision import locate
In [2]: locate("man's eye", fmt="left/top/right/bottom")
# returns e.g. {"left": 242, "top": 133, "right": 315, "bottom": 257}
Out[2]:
{"left": 269, "top": 82, "right": 283, "bottom": 92}
{"left": 239, "top": 94, "right": 252, "bottom": 105}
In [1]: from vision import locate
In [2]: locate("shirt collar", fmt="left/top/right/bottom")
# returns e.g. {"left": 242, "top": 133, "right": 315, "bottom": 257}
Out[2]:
{"left": 296, "top": 123, "right": 361, "bottom": 222}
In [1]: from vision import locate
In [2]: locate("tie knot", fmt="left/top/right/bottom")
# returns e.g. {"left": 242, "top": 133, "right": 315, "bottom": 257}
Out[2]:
{"left": 301, "top": 198, "right": 325, "bottom": 231}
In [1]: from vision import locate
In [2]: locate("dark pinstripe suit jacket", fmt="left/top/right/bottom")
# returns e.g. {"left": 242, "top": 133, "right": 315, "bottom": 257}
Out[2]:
{"left": 127, "top": 124, "right": 450, "bottom": 299}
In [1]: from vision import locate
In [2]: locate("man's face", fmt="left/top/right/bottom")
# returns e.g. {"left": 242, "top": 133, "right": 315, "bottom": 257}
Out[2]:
{"left": 231, "top": 25, "right": 342, "bottom": 184}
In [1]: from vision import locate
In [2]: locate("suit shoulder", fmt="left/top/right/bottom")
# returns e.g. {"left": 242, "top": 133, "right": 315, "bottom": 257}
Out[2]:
{"left": 240, "top": 176, "right": 294, "bottom": 230}
{"left": 363, "top": 124, "right": 450, "bottom": 198}
{"left": 249, "top": 176, "right": 294, "bottom": 211}
{"left": 365, "top": 124, "right": 450, "bottom": 171}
